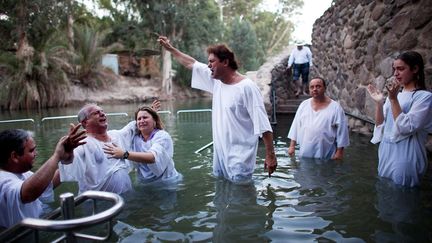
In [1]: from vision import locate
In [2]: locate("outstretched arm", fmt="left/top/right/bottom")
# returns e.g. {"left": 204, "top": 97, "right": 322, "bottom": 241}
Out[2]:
{"left": 104, "top": 143, "right": 155, "bottom": 163}
{"left": 21, "top": 124, "right": 86, "bottom": 203}
{"left": 158, "top": 36, "right": 196, "bottom": 70}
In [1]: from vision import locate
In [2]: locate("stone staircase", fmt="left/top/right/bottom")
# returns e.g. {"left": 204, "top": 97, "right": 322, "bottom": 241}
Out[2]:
{"left": 276, "top": 94, "right": 310, "bottom": 114}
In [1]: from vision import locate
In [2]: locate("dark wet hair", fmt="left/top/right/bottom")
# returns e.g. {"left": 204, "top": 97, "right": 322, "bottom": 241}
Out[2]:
{"left": 310, "top": 76, "right": 327, "bottom": 89}
{"left": 396, "top": 51, "right": 426, "bottom": 90}
{"left": 134, "top": 106, "right": 164, "bottom": 130}
{"left": 207, "top": 44, "right": 239, "bottom": 70}
{"left": 0, "top": 129, "right": 30, "bottom": 167}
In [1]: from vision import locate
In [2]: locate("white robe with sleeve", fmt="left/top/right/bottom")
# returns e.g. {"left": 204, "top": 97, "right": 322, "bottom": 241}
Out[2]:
{"left": 192, "top": 62, "right": 273, "bottom": 183}
{"left": 0, "top": 171, "right": 53, "bottom": 228}
{"left": 132, "top": 129, "right": 181, "bottom": 184}
{"left": 287, "top": 99, "right": 350, "bottom": 160}
{"left": 58, "top": 122, "right": 136, "bottom": 194}
{"left": 370, "top": 90, "right": 432, "bottom": 187}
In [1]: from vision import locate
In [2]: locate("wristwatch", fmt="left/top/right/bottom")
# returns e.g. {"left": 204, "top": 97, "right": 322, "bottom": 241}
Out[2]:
{"left": 123, "top": 151, "right": 129, "bottom": 159}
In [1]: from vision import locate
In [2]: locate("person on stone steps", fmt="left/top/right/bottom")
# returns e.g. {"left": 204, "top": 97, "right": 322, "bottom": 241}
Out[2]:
{"left": 287, "top": 41, "right": 313, "bottom": 97}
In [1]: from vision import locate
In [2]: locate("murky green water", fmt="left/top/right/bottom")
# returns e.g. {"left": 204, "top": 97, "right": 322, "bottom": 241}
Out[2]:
{"left": 1, "top": 99, "right": 431, "bottom": 242}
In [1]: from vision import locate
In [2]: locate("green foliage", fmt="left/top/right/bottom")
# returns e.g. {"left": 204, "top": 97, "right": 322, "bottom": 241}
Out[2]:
{"left": 120, "top": 0, "right": 223, "bottom": 86}
{"left": 221, "top": 0, "right": 303, "bottom": 68}
{"left": 227, "top": 17, "right": 262, "bottom": 72}
{"left": 0, "top": 0, "right": 304, "bottom": 109}
{"left": 0, "top": 31, "right": 70, "bottom": 110}
{"left": 253, "top": 11, "right": 294, "bottom": 55}
{"left": 71, "top": 24, "right": 122, "bottom": 88}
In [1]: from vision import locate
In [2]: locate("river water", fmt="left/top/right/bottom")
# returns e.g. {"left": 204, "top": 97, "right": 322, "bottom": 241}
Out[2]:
{"left": 1, "top": 99, "right": 431, "bottom": 242}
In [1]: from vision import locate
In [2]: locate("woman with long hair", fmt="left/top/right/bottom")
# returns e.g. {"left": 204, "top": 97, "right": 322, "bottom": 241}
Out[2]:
{"left": 367, "top": 51, "right": 432, "bottom": 187}
{"left": 104, "top": 105, "right": 181, "bottom": 184}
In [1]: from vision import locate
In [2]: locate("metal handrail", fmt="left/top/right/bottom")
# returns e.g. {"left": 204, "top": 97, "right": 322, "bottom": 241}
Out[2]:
{"left": 194, "top": 141, "right": 214, "bottom": 154}
{"left": 21, "top": 191, "right": 124, "bottom": 231}
{"left": 0, "top": 118, "right": 35, "bottom": 124}
{"left": 157, "top": 110, "right": 171, "bottom": 114}
{"left": 344, "top": 111, "right": 375, "bottom": 125}
{"left": 41, "top": 113, "right": 129, "bottom": 122}
{"left": 176, "top": 109, "right": 212, "bottom": 115}
{"left": 0, "top": 191, "right": 124, "bottom": 242}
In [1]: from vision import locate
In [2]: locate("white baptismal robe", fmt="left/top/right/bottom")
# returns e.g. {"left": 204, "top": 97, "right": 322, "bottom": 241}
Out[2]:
{"left": 132, "top": 129, "right": 180, "bottom": 184}
{"left": 0, "top": 171, "right": 53, "bottom": 228}
{"left": 59, "top": 126, "right": 134, "bottom": 194}
{"left": 288, "top": 99, "right": 350, "bottom": 160}
{"left": 371, "top": 90, "right": 432, "bottom": 187}
{"left": 192, "top": 62, "right": 273, "bottom": 183}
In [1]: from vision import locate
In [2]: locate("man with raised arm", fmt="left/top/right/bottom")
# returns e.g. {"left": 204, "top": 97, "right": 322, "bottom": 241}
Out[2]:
{"left": 58, "top": 101, "right": 161, "bottom": 194}
{"left": 0, "top": 125, "right": 86, "bottom": 228}
{"left": 58, "top": 104, "right": 136, "bottom": 194}
{"left": 158, "top": 36, "right": 277, "bottom": 183}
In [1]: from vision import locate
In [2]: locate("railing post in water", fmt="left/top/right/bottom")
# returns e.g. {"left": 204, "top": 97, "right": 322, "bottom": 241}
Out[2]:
{"left": 60, "top": 192, "right": 76, "bottom": 243}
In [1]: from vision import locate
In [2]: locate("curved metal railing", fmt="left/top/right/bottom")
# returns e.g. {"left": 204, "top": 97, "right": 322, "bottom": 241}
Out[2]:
{"left": 0, "top": 190, "right": 124, "bottom": 242}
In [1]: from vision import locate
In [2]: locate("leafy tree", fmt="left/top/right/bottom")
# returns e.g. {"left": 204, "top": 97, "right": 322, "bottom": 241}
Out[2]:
{"left": 219, "top": 0, "right": 303, "bottom": 68}
{"left": 253, "top": 11, "right": 295, "bottom": 55}
{"left": 227, "top": 17, "right": 262, "bottom": 72}
{"left": 71, "top": 24, "right": 123, "bottom": 88}
{"left": 0, "top": 0, "right": 115, "bottom": 109}
{"left": 0, "top": 0, "right": 72, "bottom": 109}
{"left": 114, "top": 0, "right": 223, "bottom": 95}
{"left": 0, "top": 30, "right": 70, "bottom": 110}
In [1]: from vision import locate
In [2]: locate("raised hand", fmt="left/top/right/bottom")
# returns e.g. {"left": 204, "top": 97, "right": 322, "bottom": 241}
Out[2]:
{"left": 158, "top": 36, "right": 174, "bottom": 51}
{"left": 57, "top": 123, "right": 86, "bottom": 163}
{"left": 151, "top": 99, "right": 161, "bottom": 112}
{"left": 367, "top": 83, "right": 385, "bottom": 104}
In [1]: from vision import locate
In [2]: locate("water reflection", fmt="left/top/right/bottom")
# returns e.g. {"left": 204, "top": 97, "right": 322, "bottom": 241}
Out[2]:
{"left": 212, "top": 179, "right": 269, "bottom": 242}
{"left": 260, "top": 156, "right": 364, "bottom": 242}
{"left": 113, "top": 179, "right": 184, "bottom": 242}
{"left": 1, "top": 101, "right": 432, "bottom": 242}
{"left": 120, "top": 181, "right": 181, "bottom": 226}
{"left": 373, "top": 179, "right": 430, "bottom": 242}
{"left": 293, "top": 157, "right": 353, "bottom": 217}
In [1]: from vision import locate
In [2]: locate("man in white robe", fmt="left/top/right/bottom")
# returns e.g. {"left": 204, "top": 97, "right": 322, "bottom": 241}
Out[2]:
{"left": 58, "top": 104, "right": 135, "bottom": 194}
{"left": 0, "top": 126, "right": 85, "bottom": 228}
{"left": 288, "top": 77, "right": 349, "bottom": 160}
{"left": 158, "top": 36, "right": 277, "bottom": 183}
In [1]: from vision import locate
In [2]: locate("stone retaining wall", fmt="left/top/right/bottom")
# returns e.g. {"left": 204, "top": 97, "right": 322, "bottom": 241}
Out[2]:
{"left": 312, "top": 0, "right": 431, "bottom": 120}
{"left": 311, "top": 0, "right": 432, "bottom": 150}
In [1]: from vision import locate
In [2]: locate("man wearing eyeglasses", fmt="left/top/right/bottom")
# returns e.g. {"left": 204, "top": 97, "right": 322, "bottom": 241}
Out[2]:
{"left": 58, "top": 104, "right": 135, "bottom": 194}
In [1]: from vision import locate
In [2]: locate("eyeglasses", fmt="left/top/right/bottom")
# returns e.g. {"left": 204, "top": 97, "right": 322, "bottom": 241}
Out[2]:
{"left": 89, "top": 109, "right": 104, "bottom": 117}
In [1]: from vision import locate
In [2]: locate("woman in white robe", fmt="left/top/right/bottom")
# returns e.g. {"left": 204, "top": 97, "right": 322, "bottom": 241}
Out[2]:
{"left": 367, "top": 51, "right": 432, "bottom": 187}
{"left": 104, "top": 106, "right": 181, "bottom": 185}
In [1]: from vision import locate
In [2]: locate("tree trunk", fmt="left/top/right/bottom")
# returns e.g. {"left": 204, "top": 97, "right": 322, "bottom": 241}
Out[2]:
{"left": 161, "top": 48, "right": 173, "bottom": 96}
{"left": 16, "top": 0, "right": 34, "bottom": 75}
{"left": 67, "top": 0, "right": 74, "bottom": 52}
